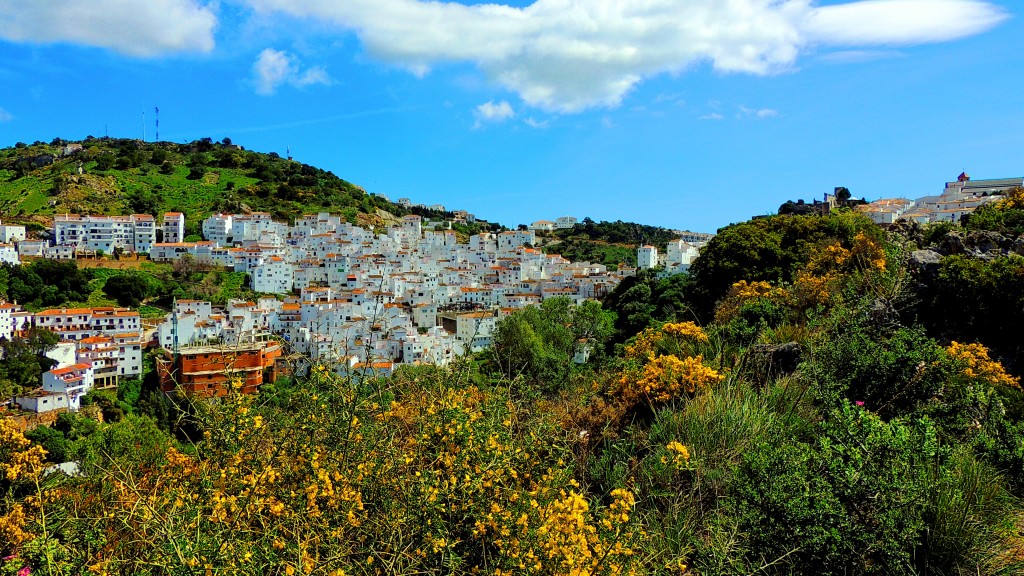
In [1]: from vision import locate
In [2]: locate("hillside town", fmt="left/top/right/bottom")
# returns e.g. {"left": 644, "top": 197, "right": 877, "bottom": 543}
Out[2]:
{"left": 1, "top": 171, "right": 1019, "bottom": 415}
{"left": 0, "top": 207, "right": 710, "bottom": 413}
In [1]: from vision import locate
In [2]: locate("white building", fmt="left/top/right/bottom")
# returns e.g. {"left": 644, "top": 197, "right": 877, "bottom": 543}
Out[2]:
{"left": 555, "top": 216, "right": 578, "bottom": 229}
{"left": 665, "top": 240, "right": 700, "bottom": 273}
{"left": 202, "top": 213, "right": 233, "bottom": 246}
{"left": 638, "top": 245, "right": 658, "bottom": 269}
{"left": 42, "top": 362, "right": 94, "bottom": 411}
{"left": 455, "top": 311, "right": 497, "bottom": 353}
{"left": 162, "top": 212, "right": 186, "bottom": 244}
{"left": 0, "top": 302, "right": 30, "bottom": 340}
{"left": 32, "top": 307, "right": 144, "bottom": 377}
{"left": 53, "top": 214, "right": 156, "bottom": 254}
{"left": 0, "top": 224, "right": 27, "bottom": 244}
{"left": 251, "top": 257, "right": 294, "bottom": 294}
{"left": 15, "top": 390, "right": 69, "bottom": 413}
{"left": 0, "top": 244, "right": 18, "bottom": 265}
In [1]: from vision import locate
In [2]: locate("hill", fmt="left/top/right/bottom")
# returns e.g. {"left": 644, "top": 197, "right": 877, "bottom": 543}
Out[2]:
{"left": 540, "top": 218, "right": 683, "bottom": 267}
{"left": 0, "top": 137, "right": 452, "bottom": 233}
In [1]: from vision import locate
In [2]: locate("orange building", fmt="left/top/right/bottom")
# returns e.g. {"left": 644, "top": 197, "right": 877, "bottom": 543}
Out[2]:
{"left": 155, "top": 341, "right": 283, "bottom": 397}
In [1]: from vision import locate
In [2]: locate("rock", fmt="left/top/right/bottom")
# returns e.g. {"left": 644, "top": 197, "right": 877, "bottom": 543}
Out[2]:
{"left": 1012, "top": 237, "right": 1024, "bottom": 256}
{"left": 909, "top": 249, "right": 942, "bottom": 268}
{"left": 749, "top": 342, "right": 803, "bottom": 382}
{"left": 939, "top": 230, "right": 966, "bottom": 255}
{"left": 965, "top": 230, "right": 1012, "bottom": 255}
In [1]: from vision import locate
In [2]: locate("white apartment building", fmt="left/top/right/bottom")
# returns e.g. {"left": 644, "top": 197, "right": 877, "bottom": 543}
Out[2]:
{"left": 251, "top": 257, "right": 294, "bottom": 294}
{"left": 32, "top": 307, "right": 144, "bottom": 376}
{"left": 555, "top": 216, "right": 578, "bottom": 229}
{"left": 665, "top": 240, "right": 700, "bottom": 273}
{"left": 162, "top": 212, "right": 186, "bottom": 244}
{"left": 0, "top": 302, "right": 31, "bottom": 340}
{"left": 42, "top": 363, "right": 95, "bottom": 411}
{"left": 53, "top": 214, "right": 156, "bottom": 254}
{"left": 0, "top": 244, "right": 18, "bottom": 265}
{"left": 455, "top": 311, "right": 498, "bottom": 353}
{"left": 202, "top": 213, "right": 233, "bottom": 246}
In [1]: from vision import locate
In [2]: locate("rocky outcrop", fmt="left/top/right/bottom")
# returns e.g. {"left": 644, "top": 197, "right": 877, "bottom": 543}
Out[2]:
{"left": 933, "top": 230, "right": 1017, "bottom": 259}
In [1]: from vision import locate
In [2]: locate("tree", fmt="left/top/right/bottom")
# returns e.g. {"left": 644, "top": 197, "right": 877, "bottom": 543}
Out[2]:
{"left": 103, "top": 274, "right": 152, "bottom": 307}
{"left": 94, "top": 153, "right": 115, "bottom": 170}
{"left": 0, "top": 330, "right": 59, "bottom": 397}
{"left": 491, "top": 298, "right": 615, "bottom": 393}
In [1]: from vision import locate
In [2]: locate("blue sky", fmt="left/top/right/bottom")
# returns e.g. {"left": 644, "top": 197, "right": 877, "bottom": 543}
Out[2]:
{"left": 0, "top": 0, "right": 1019, "bottom": 232}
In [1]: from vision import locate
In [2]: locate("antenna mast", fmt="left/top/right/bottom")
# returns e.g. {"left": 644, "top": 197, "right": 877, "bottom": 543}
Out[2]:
{"left": 142, "top": 110, "right": 146, "bottom": 141}
{"left": 155, "top": 107, "right": 160, "bottom": 142}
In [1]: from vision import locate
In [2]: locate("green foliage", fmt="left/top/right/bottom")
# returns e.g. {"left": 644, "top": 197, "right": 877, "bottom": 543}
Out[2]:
{"left": 736, "top": 403, "right": 934, "bottom": 575}
{"left": 0, "top": 328, "right": 59, "bottom": 395}
{"left": 0, "top": 260, "right": 93, "bottom": 309}
{"left": 602, "top": 269, "right": 693, "bottom": 343}
{"left": 963, "top": 201, "right": 1024, "bottom": 236}
{"left": 490, "top": 297, "right": 614, "bottom": 393}
{"left": 808, "top": 319, "right": 945, "bottom": 418}
{"left": 0, "top": 137, "right": 423, "bottom": 231}
{"left": 915, "top": 254, "right": 1024, "bottom": 374}
{"left": 687, "top": 211, "right": 879, "bottom": 321}
{"left": 102, "top": 273, "right": 154, "bottom": 307}
{"left": 919, "top": 448, "right": 1018, "bottom": 575}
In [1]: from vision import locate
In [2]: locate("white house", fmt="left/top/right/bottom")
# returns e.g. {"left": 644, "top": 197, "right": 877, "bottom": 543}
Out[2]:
{"left": 251, "top": 257, "right": 294, "bottom": 294}
{"left": 455, "top": 311, "right": 497, "bottom": 353}
{"left": 202, "top": 213, "right": 233, "bottom": 246}
{"left": 0, "top": 225, "right": 27, "bottom": 244}
{"left": 15, "top": 390, "right": 69, "bottom": 413}
{"left": 638, "top": 245, "right": 658, "bottom": 269}
{"left": 555, "top": 216, "right": 578, "bottom": 229}
{"left": 42, "top": 362, "right": 94, "bottom": 411}
{"left": 0, "top": 244, "right": 19, "bottom": 265}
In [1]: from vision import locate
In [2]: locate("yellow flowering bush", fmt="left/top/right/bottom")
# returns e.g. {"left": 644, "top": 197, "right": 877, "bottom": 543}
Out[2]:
{"left": 620, "top": 355, "right": 725, "bottom": 406}
{"left": 0, "top": 419, "right": 47, "bottom": 556}
{"left": 947, "top": 341, "right": 1020, "bottom": 389}
{"left": 714, "top": 280, "right": 788, "bottom": 324}
{"left": 5, "top": 364, "right": 645, "bottom": 575}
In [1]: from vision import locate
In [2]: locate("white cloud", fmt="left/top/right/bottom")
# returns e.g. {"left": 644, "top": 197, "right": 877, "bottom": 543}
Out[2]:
{"left": 473, "top": 100, "right": 515, "bottom": 128}
{"left": 253, "top": 48, "right": 332, "bottom": 95}
{"left": 524, "top": 117, "right": 550, "bottom": 129}
{"left": 241, "top": 0, "right": 1008, "bottom": 112}
{"left": 803, "top": 0, "right": 1007, "bottom": 46}
{"left": 738, "top": 105, "right": 779, "bottom": 119}
{"left": 699, "top": 112, "right": 723, "bottom": 121}
{"left": 0, "top": 0, "right": 218, "bottom": 56}
{"left": 0, "top": 107, "right": 12, "bottom": 122}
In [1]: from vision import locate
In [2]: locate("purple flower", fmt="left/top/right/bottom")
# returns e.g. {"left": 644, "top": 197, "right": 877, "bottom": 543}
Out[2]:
{"left": 17, "top": 567, "right": 30, "bottom": 576}
{"left": 855, "top": 400, "right": 865, "bottom": 407}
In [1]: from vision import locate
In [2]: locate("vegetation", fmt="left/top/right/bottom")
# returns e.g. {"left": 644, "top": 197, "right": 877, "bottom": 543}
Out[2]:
{"left": 0, "top": 137, "right": 451, "bottom": 228}
{"left": 542, "top": 218, "right": 682, "bottom": 267}
{"left": 3, "top": 156, "right": 1024, "bottom": 572}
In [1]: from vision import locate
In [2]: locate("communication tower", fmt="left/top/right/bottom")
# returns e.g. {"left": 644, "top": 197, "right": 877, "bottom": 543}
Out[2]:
{"left": 155, "top": 107, "right": 160, "bottom": 142}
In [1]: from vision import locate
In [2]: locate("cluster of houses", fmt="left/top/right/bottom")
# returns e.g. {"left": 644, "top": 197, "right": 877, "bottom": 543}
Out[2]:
{"left": 856, "top": 174, "right": 1022, "bottom": 225}
{"left": 3, "top": 207, "right": 715, "bottom": 413}
{"left": 0, "top": 304, "right": 145, "bottom": 413}
{"left": 146, "top": 212, "right": 633, "bottom": 371}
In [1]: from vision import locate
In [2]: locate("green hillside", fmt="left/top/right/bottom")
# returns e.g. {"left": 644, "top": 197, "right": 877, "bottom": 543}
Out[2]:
{"left": 0, "top": 137, "right": 426, "bottom": 232}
